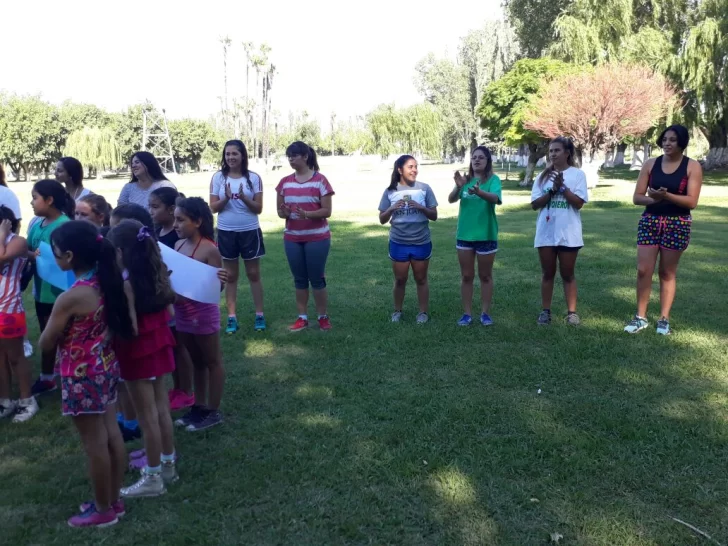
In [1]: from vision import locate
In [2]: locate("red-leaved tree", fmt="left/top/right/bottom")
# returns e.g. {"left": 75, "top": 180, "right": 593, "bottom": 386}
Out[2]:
{"left": 523, "top": 63, "right": 677, "bottom": 167}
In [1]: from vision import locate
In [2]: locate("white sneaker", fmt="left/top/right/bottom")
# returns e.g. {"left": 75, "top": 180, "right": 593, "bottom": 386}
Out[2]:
{"left": 0, "top": 399, "right": 17, "bottom": 419}
{"left": 23, "top": 339, "right": 33, "bottom": 358}
{"left": 12, "top": 398, "right": 39, "bottom": 423}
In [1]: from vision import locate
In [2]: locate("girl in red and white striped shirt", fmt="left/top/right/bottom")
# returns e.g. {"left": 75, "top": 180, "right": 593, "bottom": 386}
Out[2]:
{"left": 0, "top": 206, "right": 39, "bottom": 422}
{"left": 276, "top": 141, "right": 335, "bottom": 332}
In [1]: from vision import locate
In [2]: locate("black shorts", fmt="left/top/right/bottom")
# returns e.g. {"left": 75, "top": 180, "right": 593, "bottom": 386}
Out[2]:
{"left": 217, "top": 228, "right": 266, "bottom": 261}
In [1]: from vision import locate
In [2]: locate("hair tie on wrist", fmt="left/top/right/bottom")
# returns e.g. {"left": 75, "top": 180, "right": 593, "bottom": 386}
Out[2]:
{"left": 96, "top": 234, "right": 103, "bottom": 242}
{"left": 137, "top": 226, "right": 152, "bottom": 241}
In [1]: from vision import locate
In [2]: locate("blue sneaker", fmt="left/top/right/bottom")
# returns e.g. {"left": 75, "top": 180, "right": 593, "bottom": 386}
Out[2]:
{"left": 254, "top": 315, "right": 266, "bottom": 331}
{"left": 480, "top": 313, "right": 493, "bottom": 326}
{"left": 225, "top": 316, "right": 239, "bottom": 335}
{"left": 457, "top": 314, "right": 472, "bottom": 326}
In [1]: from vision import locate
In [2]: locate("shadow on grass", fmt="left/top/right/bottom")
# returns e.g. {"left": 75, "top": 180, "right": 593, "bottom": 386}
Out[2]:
{"left": 2, "top": 200, "right": 727, "bottom": 545}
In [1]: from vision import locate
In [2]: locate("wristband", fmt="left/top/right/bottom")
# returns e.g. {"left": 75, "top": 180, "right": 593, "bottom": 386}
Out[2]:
{"left": 558, "top": 186, "right": 566, "bottom": 194}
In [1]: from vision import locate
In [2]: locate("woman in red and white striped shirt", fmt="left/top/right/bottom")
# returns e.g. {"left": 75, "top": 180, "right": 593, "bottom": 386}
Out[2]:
{"left": 276, "top": 142, "right": 335, "bottom": 332}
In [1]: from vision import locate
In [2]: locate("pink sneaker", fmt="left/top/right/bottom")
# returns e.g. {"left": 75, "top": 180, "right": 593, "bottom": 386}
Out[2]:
{"left": 67, "top": 506, "right": 118, "bottom": 528}
{"left": 78, "top": 500, "right": 126, "bottom": 517}
{"left": 168, "top": 389, "right": 181, "bottom": 405}
{"left": 170, "top": 391, "right": 195, "bottom": 412}
{"left": 318, "top": 315, "right": 332, "bottom": 331}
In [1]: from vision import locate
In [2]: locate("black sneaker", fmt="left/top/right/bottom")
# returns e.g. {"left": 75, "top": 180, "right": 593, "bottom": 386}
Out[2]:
{"left": 175, "top": 404, "right": 204, "bottom": 428}
{"left": 186, "top": 409, "right": 223, "bottom": 432}
{"left": 537, "top": 309, "right": 552, "bottom": 325}
{"left": 31, "top": 377, "right": 57, "bottom": 396}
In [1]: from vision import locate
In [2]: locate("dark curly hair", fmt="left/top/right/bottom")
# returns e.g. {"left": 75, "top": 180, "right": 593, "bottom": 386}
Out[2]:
{"left": 175, "top": 197, "right": 215, "bottom": 240}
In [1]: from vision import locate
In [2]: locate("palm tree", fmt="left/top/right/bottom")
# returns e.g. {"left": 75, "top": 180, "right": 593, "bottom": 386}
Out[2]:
{"left": 219, "top": 36, "right": 232, "bottom": 129}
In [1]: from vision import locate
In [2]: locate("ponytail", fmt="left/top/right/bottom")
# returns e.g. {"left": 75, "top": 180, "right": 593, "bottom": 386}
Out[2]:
{"left": 50, "top": 221, "right": 133, "bottom": 338}
{"left": 33, "top": 179, "right": 75, "bottom": 218}
{"left": 388, "top": 154, "right": 415, "bottom": 191}
{"left": 286, "top": 141, "right": 319, "bottom": 171}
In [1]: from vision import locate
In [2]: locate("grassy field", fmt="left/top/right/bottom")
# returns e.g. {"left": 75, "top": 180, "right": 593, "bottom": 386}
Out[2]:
{"left": 2, "top": 161, "right": 728, "bottom": 545}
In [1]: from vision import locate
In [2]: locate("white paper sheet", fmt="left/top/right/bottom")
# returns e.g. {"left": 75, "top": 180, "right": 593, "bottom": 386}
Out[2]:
{"left": 158, "top": 242, "right": 221, "bottom": 304}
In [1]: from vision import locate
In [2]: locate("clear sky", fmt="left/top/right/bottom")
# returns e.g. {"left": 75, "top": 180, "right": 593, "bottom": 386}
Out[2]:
{"left": 2, "top": 0, "right": 502, "bottom": 126}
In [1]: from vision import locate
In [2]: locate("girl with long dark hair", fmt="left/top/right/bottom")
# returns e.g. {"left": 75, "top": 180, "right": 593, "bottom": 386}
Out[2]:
{"left": 117, "top": 151, "right": 176, "bottom": 209}
{"left": 209, "top": 140, "right": 266, "bottom": 334}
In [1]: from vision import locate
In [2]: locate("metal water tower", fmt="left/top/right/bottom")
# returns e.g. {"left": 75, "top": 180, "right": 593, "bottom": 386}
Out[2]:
{"left": 142, "top": 106, "right": 177, "bottom": 174}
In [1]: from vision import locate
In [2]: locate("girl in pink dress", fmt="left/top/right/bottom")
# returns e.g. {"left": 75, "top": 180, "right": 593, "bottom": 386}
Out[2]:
{"left": 39, "top": 221, "right": 134, "bottom": 528}
{"left": 108, "top": 220, "right": 178, "bottom": 498}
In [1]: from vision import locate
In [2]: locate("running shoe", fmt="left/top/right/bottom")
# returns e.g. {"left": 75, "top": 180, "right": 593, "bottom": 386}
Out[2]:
{"left": 0, "top": 400, "right": 17, "bottom": 419}
{"left": 480, "top": 312, "right": 494, "bottom": 326}
{"left": 186, "top": 409, "right": 223, "bottom": 432}
{"left": 121, "top": 469, "right": 165, "bottom": 498}
{"left": 31, "top": 377, "right": 57, "bottom": 396}
{"left": 318, "top": 315, "right": 332, "bottom": 331}
{"left": 391, "top": 311, "right": 403, "bottom": 323}
{"left": 79, "top": 500, "right": 125, "bottom": 517}
{"left": 624, "top": 316, "right": 648, "bottom": 334}
{"left": 416, "top": 312, "right": 429, "bottom": 324}
{"left": 566, "top": 312, "right": 581, "bottom": 326}
{"left": 254, "top": 315, "right": 266, "bottom": 331}
{"left": 656, "top": 318, "right": 671, "bottom": 336}
{"left": 457, "top": 314, "right": 472, "bottom": 326}
{"left": 67, "top": 506, "right": 118, "bottom": 528}
{"left": 175, "top": 405, "right": 205, "bottom": 428}
{"left": 225, "top": 316, "right": 239, "bottom": 335}
{"left": 289, "top": 317, "right": 309, "bottom": 332}
{"left": 537, "top": 309, "right": 552, "bottom": 325}
{"left": 169, "top": 390, "right": 195, "bottom": 412}
{"left": 12, "top": 398, "right": 39, "bottom": 423}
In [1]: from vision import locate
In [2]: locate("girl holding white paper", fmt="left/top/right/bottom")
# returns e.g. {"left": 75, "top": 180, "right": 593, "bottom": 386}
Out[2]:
{"left": 172, "top": 197, "right": 228, "bottom": 432}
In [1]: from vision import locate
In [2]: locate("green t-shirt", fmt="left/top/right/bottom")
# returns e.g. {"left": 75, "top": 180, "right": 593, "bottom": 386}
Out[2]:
{"left": 455, "top": 174, "right": 502, "bottom": 242}
{"left": 27, "top": 215, "right": 71, "bottom": 304}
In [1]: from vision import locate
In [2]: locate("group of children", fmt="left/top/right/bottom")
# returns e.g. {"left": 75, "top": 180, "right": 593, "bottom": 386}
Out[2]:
{"left": 0, "top": 123, "right": 702, "bottom": 527}
{"left": 0, "top": 172, "right": 228, "bottom": 527}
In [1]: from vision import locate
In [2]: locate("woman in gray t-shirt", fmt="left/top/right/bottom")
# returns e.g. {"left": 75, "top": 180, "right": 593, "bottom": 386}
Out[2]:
{"left": 378, "top": 155, "right": 438, "bottom": 324}
{"left": 118, "top": 151, "right": 176, "bottom": 209}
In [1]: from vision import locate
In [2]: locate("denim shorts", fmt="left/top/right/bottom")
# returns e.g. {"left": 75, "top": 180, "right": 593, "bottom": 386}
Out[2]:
{"left": 388, "top": 240, "right": 432, "bottom": 262}
{"left": 456, "top": 240, "right": 498, "bottom": 255}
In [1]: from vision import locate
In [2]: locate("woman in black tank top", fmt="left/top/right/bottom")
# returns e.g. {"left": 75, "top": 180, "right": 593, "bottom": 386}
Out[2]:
{"left": 624, "top": 124, "right": 703, "bottom": 336}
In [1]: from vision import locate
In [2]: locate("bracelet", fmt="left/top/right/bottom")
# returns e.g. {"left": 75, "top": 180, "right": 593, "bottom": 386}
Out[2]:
{"left": 558, "top": 186, "right": 566, "bottom": 194}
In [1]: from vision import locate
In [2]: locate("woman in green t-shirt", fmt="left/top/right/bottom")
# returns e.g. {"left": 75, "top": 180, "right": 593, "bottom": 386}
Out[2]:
{"left": 448, "top": 146, "right": 502, "bottom": 326}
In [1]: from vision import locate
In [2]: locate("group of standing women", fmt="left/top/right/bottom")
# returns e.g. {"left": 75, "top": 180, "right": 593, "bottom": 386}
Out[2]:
{"left": 376, "top": 124, "right": 702, "bottom": 335}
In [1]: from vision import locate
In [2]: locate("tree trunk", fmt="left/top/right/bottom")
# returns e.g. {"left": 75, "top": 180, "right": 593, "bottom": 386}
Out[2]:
{"left": 630, "top": 142, "right": 644, "bottom": 170}
{"left": 703, "top": 123, "right": 728, "bottom": 169}
{"left": 581, "top": 150, "right": 603, "bottom": 189}
{"left": 521, "top": 141, "right": 547, "bottom": 187}
{"left": 614, "top": 142, "right": 627, "bottom": 166}
{"left": 603, "top": 146, "right": 615, "bottom": 168}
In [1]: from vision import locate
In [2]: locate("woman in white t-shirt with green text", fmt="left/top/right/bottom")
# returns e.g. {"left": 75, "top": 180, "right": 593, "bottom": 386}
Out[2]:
{"left": 530, "top": 137, "right": 588, "bottom": 326}
{"left": 209, "top": 140, "right": 266, "bottom": 334}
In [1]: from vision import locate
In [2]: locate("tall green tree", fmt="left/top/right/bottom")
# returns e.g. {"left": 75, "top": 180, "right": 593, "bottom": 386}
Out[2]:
{"left": 504, "top": 0, "right": 571, "bottom": 57}
{"left": 63, "top": 127, "right": 122, "bottom": 175}
{"left": 168, "top": 119, "right": 219, "bottom": 171}
{"left": 0, "top": 94, "right": 61, "bottom": 180}
{"left": 415, "top": 20, "right": 519, "bottom": 158}
{"left": 58, "top": 101, "right": 112, "bottom": 152}
{"left": 478, "top": 58, "right": 574, "bottom": 184}
{"left": 110, "top": 103, "right": 147, "bottom": 164}
{"left": 673, "top": 0, "right": 728, "bottom": 168}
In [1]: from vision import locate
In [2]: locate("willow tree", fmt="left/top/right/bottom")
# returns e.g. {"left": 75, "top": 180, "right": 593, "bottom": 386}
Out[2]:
{"left": 401, "top": 103, "right": 442, "bottom": 158}
{"left": 673, "top": 0, "right": 728, "bottom": 168}
{"left": 523, "top": 63, "right": 676, "bottom": 187}
{"left": 64, "top": 127, "right": 122, "bottom": 176}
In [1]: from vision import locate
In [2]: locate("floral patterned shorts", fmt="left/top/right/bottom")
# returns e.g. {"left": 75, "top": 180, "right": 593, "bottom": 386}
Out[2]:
{"left": 61, "top": 372, "right": 119, "bottom": 416}
{"left": 637, "top": 214, "right": 691, "bottom": 252}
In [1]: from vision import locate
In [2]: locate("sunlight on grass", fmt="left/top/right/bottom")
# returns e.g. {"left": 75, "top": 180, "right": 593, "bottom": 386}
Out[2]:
{"left": 243, "top": 338, "right": 275, "bottom": 357}
{"left": 297, "top": 412, "right": 341, "bottom": 428}
{"left": 294, "top": 383, "right": 334, "bottom": 399}
{"left": 430, "top": 467, "right": 477, "bottom": 505}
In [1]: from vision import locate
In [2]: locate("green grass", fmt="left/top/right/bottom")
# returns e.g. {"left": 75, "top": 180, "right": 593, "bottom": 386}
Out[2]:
{"left": 2, "top": 165, "right": 728, "bottom": 545}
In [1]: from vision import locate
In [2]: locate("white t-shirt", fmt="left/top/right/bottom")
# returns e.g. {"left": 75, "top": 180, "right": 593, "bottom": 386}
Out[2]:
{"left": 531, "top": 167, "right": 589, "bottom": 248}
{"left": 210, "top": 171, "right": 262, "bottom": 232}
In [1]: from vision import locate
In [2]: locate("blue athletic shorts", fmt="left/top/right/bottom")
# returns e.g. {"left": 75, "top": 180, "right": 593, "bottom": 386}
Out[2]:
{"left": 456, "top": 240, "right": 498, "bottom": 255}
{"left": 389, "top": 240, "right": 432, "bottom": 262}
